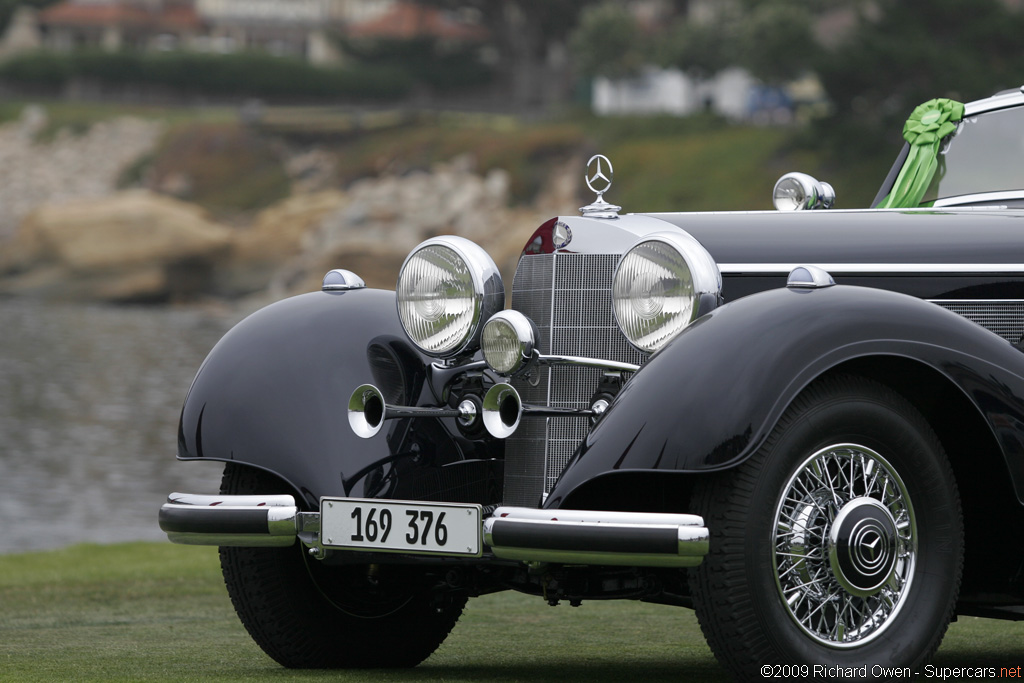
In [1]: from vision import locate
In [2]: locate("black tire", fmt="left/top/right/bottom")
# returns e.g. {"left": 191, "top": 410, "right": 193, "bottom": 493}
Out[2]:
{"left": 689, "top": 375, "right": 963, "bottom": 681}
{"left": 218, "top": 463, "right": 466, "bottom": 668}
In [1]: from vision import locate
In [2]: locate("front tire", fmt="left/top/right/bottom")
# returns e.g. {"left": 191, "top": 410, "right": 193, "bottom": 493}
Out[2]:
{"left": 218, "top": 463, "right": 466, "bottom": 668}
{"left": 690, "top": 376, "right": 963, "bottom": 680}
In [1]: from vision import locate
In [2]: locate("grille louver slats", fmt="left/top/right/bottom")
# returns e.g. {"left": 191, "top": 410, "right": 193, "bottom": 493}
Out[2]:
{"left": 504, "top": 253, "right": 647, "bottom": 507}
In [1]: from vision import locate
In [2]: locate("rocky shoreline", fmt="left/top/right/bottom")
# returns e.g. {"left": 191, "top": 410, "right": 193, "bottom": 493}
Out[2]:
{"left": 0, "top": 107, "right": 579, "bottom": 304}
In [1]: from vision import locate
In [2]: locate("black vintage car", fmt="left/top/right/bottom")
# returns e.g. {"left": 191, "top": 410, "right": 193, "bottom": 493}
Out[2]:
{"left": 160, "top": 87, "right": 1024, "bottom": 679}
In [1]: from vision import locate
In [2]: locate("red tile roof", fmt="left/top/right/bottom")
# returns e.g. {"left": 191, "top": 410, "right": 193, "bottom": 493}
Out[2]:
{"left": 40, "top": 2, "right": 202, "bottom": 30}
{"left": 347, "top": 2, "right": 487, "bottom": 41}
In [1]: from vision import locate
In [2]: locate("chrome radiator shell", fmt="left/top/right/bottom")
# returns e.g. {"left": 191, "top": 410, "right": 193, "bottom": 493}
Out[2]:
{"left": 503, "top": 253, "right": 647, "bottom": 507}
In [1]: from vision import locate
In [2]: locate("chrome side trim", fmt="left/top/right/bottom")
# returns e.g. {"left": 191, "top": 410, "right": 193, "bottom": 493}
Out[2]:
{"left": 483, "top": 506, "right": 709, "bottom": 568}
{"left": 932, "top": 191, "right": 1024, "bottom": 207}
{"left": 928, "top": 298, "right": 1024, "bottom": 303}
{"left": 964, "top": 89, "right": 1024, "bottom": 117}
{"left": 719, "top": 263, "right": 1024, "bottom": 276}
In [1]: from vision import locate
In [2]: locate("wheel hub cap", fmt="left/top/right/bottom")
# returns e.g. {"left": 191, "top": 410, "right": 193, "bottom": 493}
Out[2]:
{"left": 829, "top": 499, "right": 898, "bottom": 597}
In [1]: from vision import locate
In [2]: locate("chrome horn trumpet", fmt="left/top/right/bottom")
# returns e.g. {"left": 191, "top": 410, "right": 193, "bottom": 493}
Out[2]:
{"left": 349, "top": 381, "right": 595, "bottom": 440}
{"left": 482, "top": 383, "right": 522, "bottom": 439}
{"left": 348, "top": 383, "right": 388, "bottom": 438}
{"left": 348, "top": 383, "right": 476, "bottom": 438}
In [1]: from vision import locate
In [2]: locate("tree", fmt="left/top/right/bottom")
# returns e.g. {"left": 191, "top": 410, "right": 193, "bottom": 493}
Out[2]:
{"left": 0, "top": 0, "right": 60, "bottom": 36}
{"left": 655, "top": 11, "right": 737, "bottom": 82}
{"left": 735, "top": 1, "right": 819, "bottom": 86}
{"left": 568, "top": 2, "right": 643, "bottom": 80}
{"left": 417, "top": 0, "right": 599, "bottom": 108}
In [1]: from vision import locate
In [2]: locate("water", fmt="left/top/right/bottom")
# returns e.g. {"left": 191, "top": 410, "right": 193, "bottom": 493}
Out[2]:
{"left": 0, "top": 297, "right": 249, "bottom": 554}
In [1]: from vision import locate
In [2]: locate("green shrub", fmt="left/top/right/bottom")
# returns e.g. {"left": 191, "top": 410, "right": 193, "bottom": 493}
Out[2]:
{"left": 340, "top": 37, "right": 494, "bottom": 91}
{"left": 0, "top": 50, "right": 71, "bottom": 84}
{"left": 0, "top": 49, "right": 414, "bottom": 100}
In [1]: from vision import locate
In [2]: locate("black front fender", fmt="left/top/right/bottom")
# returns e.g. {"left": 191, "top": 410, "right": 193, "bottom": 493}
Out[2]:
{"left": 177, "top": 288, "right": 427, "bottom": 508}
{"left": 547, "top": 285, "right": 1024, "bottom": 506}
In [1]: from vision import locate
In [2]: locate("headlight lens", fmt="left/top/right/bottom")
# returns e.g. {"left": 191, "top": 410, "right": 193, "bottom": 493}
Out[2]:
{"left": 396, "top": 236, "right": 503, "bottom": 357}
{"left": 612, "top": 232, "right": 721, "bottom": 352}
{"left": 481, "top": 310, "right": 536, "bottom": 375}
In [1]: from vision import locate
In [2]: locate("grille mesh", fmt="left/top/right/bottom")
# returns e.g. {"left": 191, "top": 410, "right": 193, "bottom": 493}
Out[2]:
{"left": 933, "top": 300, "right": 1024, "bottom": 343}
{"left": 503, "top": 253, "right": 647, "bottom": 507}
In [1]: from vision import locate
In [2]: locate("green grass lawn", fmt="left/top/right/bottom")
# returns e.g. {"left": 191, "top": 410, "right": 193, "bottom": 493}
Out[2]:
{"left": 1, "top": 543, "right": 1022, "bottom": 682}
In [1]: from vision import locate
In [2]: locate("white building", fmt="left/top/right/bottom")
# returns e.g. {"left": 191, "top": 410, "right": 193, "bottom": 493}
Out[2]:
{"left": 593, "top": 66, "right": 758, "bottom": 121}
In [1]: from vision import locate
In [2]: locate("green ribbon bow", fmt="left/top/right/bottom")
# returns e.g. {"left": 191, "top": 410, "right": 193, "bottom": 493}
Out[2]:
{"left": 876, "top": 98, "right": 965, "bottom": 209}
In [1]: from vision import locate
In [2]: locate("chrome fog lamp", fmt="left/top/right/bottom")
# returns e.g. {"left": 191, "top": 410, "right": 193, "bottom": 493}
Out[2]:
{"left": 396, "top": 236, "right": 504, "bottom": 357}
{"left": 773, "top": 172, "right": 835, "bottom": 211}
{"left": 481, "top": 310, "right": 536, "bottom": 375}
{"left": 612, "top": 231, "right": 721, "bottom": 353}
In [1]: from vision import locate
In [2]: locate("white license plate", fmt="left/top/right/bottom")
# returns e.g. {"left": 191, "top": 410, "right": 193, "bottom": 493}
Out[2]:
{"left": 320, "top": 498, "right": 482, "bottom": 557}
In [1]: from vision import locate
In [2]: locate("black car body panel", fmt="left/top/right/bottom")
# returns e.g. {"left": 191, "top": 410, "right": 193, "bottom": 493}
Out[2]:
{"left": 177, "top": 289, "right": 402, "bottom": 507}
{"left": 176, "top": 288, "right": 503, "bottom": 509}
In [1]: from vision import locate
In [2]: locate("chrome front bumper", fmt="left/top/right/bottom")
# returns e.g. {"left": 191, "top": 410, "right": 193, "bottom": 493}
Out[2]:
{"left": 159, "top": 494, "right": 710, "bottom": 568}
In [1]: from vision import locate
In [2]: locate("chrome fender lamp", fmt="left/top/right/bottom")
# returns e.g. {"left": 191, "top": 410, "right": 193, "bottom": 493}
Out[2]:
{"left": 773, "top": 172, "right": 835, "bottom": 211}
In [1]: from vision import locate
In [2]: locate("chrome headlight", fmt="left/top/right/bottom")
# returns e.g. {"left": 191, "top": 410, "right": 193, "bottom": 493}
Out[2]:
{"left": 396, "top": 236, "right": 504, "bottom": 357}
{"left": 481, "top": 310, "right": 536, "bottom": 375}
{"left": 612, "top": 231, "right": 721, "bottom": 353}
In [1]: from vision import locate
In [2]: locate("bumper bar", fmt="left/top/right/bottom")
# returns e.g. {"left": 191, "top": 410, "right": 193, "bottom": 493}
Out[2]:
{"left": 483, "top": 507, "right": 709, "bottom": 568}
{"left": 159, "top": 492, "right": 301, "bottom": 547}
{"left": 159, "top": 494, "right": 710, "bottom": 567}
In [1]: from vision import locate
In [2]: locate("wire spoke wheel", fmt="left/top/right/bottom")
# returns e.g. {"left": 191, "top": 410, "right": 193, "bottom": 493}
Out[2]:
{"left": 689, "top": 376, "right": 963, "bottom": 679}
{"left": 773, "top": 444, "right": 915, "bottom": 647}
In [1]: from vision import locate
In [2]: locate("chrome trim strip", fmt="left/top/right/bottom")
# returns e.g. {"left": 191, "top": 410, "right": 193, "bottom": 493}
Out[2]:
{"left": 491, "top": 507, "right": 704, "bottom": 527}
{"left": 537, "top": 354, "right": 640, "bottom": 374}
{"left": 927, "top": 298, "right": 1024, "bottom": 303}
{"left": 964, "top": 89, "right": 1024, "bottom": 117}
{"left": 719, "top": 263, "right": 1024, "bottom": 276}
{"left": 166, "top": 492, "right": 296, "bottom": 508}
{"left": 932, "top": 191, "right": 1024, "bottom": 207}
{"left": 639, "top": 206, "right": 1006, "bottom": 220}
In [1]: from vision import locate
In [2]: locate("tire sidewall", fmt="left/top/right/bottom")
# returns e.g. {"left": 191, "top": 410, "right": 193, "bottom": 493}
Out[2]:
{"left": 745, "top": 387, "right": 961, "bottom": 668}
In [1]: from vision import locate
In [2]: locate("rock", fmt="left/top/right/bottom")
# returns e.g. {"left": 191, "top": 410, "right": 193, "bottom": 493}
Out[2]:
{"left": 0, "top": 109, "right": 164, "bottom": 240}
{"left": 274, "top": 156, "right": 575, "bottom": 299}
{"left": 219, "top": 189, "right": 348, "bottom": 296}
{"left": 0, "top": 190, "right": 230, "bottom": 302}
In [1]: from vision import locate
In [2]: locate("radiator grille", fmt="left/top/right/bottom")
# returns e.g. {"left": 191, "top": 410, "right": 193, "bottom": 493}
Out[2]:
{"left": 933, "top": 300, "right": 1024, "bottom": 343}
{"left": 503, "top": 253, "right": 648, "bottom": 507}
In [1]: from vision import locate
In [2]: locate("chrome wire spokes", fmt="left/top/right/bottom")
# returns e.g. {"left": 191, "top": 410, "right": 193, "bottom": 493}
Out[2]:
{"left": 772, "top": 444, "right": 917, "bottom": 648}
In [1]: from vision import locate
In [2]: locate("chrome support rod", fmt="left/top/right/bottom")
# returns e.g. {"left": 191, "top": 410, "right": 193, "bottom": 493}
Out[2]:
{"left": 522, "top": 405, "right": 595, "bottom": 418}
{"left": 378, "top": 405, "right": 463, "bottom": 419}
{"left": 536, "top": 354, "right": 640, "bottom": 374}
